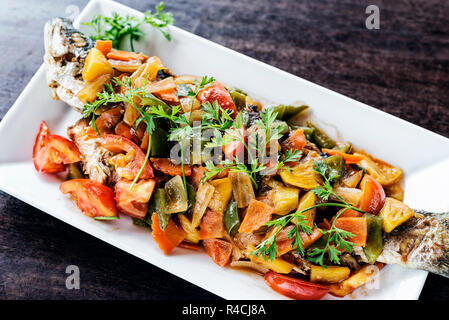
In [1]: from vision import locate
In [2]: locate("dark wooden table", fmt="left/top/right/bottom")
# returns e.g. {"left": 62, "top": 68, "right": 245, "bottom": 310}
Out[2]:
{"left": 1, "top": 0, "right": 448, "bottom": 300}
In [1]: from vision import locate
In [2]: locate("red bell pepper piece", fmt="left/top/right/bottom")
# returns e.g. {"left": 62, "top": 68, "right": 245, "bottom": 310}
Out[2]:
{"left": 264, "top": 271, "right": 330, "bottom": 300}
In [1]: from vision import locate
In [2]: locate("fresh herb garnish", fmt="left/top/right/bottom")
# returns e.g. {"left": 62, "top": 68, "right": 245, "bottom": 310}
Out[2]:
{"left": 251, "top": 161, "right": 365, "bottom": 267}
{"left": 176, "top": 75, "right": 215, "bottom": 122}
{"left": 83, "top": 2, "right": 174, "bottom": 51}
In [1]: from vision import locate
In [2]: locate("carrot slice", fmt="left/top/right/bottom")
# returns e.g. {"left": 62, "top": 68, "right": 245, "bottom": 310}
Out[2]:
{"left": 238, "top": 199, "right": 274, "bottom": 234}
{"left": 95, "top": 40, "right": 112, "bottom": 56}
{"left": 335, "top": 208, "right": 363, "bottom": 219}
{"left": 321, "top": 149, "right": 364, "bottom": 164}
{"left": 107, "top": 50, "right": 148, "bottom": 62}
{"left": 151, "top": 214, "right": 186, "bottom": 255}
{"left": 198, "top": 209, "right": 225, "bottom": 240}
{"left": 334, "top": 217, "right": 367, "bottom": 247}
{"left": 203, "top": 238, "right": 233, "bottom": 267}
{"left": 281, "top": 129, "right": 307, "bottom": 153}
{"left": 276, "top": 228, "right": 322, "bottom": 256}
{"left": 150, "top": 158, "right": 192, "bottom": 176}
{"left": 154, "top": 88, "right": 180, "bottom": 104}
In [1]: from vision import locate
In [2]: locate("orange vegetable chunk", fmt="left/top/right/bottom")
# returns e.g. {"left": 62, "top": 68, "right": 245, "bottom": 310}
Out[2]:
{"left": 334, "top": 217, "right": 367, "bottom": 247}
{"left": 151, "top": 214, "right": 186, "bottom": 255}
{"left": 198, "top": 209, "right": 225, "bottom": 240}
{"left": 238, "top": 199, "right": 274, "bottom": 234}
{"left": 281, "top": 129, "right": 307, "bottom": 152}
{"left": 203, "top": 238, "right": 233, "bottom": 267}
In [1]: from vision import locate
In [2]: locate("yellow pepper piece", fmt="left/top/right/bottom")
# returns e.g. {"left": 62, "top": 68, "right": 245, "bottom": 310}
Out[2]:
{"left": 77, "top": 74, "right": 111, "bottom": 103}
{"left": 279, "top": 159, "right": 320, "bottom": 190}
{"left": 310, "top": 265, "right": 351, "bottom": 284}
{"left": 208, "top": 178, "right": 233, "bottom": 215}
{"left": 329, "top": 263, "right": 384, "bottom": 297}
{"left": 378, "top": 197, "right": 414, "bottom": 232}
{"left": 270, "top": 186, "right": 299, "bottom": 215}
{"left": 247, "top": 245, "right": 294, "bottom": 274}
{"left": 82, "top": 48, "right": 113, "bottom": 83}
{"left": 178, "top": 214, "right": 199, "bottom": 244}
{"left": 295, "top": 190, "right": 316, "bottom": 227}
{"left": 354, "top": 152, "right": 403, "bottom": 186}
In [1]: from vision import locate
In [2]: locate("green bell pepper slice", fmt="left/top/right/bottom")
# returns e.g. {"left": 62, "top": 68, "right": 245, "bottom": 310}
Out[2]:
{"left": 67, "top": 163, "right": 85, "bottom": 180}
{"left": 224, "top": 201, "right": 240, "bottom": 237}
{"left": 333, "top": 142, "right": 352, "bottom": 153}
{"left": 363, "top": 214, "right": 383, "bottom": 264}
{"left": 186, "top": 183, "right": 196, "bottom": 212}
{"left": 266, "top": 104, "right": 308, "bottom": 120}
{"left": 141, "top": 93, "right": 170, "bottom": 110}
{"left": 229, "top": 89, "right": 247, "bottom": 111}
{"left": 150, "top": 127, "right": 170, "bottom": 157}
{"left": 307, "top": 121, "right": 336, "bottom": 149}
{"left": 148, "top": 188, "right": 171, "bottom": 230}
{"left": 315, "top": 155, "right": 345, "bottom": 180}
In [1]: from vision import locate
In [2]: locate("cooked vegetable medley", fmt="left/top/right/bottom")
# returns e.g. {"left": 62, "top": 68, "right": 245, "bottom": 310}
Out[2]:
{"left": 38, "top": 5, "right": 449, "bottom": 300}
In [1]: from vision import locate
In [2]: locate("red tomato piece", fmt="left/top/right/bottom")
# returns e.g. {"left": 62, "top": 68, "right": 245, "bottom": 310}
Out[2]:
{"left": 197, "top": 81, "right": 237, "bottom": 118}
{"left": 34, "top": 145, "right": 66, "bottom": 173}
{"left": 359, "top": 174, "right": 386, "bottom": 215}
{"left": 101, "top": 134, "right": 154, "bottom": 180}
{"left": 222, "top": 124, "right": 246, "bottom": 161}
{"left": 60, "top": 179, "right": 119, "bottom": 219}
{"left": 44, "top": 135, "right": 83, "bottom": 164}
{"left": 33, "top": 121, "right": 82, "bottom": 173}
{"left": 33, "top": 121, "right": 64, "bottom": 173}
{"left": 114, "top": 179, "right": 156, "bottom": 219}
{"left": 264, "top": 271, "right": 330, "bottom": 300}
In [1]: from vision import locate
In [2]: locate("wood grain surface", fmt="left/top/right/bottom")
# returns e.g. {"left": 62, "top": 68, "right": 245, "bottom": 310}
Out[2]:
{"left": 0, "top": 0, "right": 448, "bottom": 300}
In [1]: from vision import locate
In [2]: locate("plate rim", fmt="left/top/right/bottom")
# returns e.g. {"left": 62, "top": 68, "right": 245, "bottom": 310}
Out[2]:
{"left": 0, "top": 0, "right": 437, "bottom": 300}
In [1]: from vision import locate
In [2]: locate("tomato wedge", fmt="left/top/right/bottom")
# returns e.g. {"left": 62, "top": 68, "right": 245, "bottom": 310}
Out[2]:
{"left": 33, "top": 121, "right": 82, "bottom": 173}
{"left": 101, "top": 134, "right": 154, "bottom": 180}
{"left": 264, "top": 271, "right": 330, "bottom": 300}
{"left": 197, "top": 81, "right": 237, "bottom": 118}
{"left": 33, "top": 121, "right": 63, "bottom": 173}
{"left": 114, "top": 179, "right": 156, "bottom": 219}
{"left": 60, "top": 179, "right": 119, "bottom": 219}
{"left": 359, "top": 174, "right": 386, "bottom": 215}
{"left": 222, "top": 124, "right": 246, "bottom": 161}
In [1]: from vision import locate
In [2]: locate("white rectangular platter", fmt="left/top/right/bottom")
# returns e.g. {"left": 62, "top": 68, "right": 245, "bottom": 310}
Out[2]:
{"left": 1, "top": 0, "right": 449, "bottom": 299}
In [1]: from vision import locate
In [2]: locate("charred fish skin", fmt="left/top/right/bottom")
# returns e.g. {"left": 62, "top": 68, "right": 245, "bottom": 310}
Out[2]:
{"left": 44, "top": 17, "right": 93, "bottom": 112}
{"left": 377, "top": 211, "right": 449, "bottom": 278}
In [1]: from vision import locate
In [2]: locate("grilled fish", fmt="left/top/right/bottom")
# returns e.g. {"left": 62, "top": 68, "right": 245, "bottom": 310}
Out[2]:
{"left": 67, "top": 119, "right": 113, "bottom": 184}
{"left": 44, "top": 17, "right": 93, "bottom": 112}
{"left": 357, "top": 211, "right": 449, "bottom": 278}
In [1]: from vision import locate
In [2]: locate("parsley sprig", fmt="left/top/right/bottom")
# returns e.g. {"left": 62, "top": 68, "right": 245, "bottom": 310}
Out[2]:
{"left": 202, "top": 108, "right": 302, "bottom": 188}
{"left": 83, "top": 2, "right": 174, "bottom": 51}
{"left": 176, "top": 76, "right": 216, "bottom": 122}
